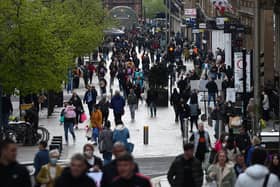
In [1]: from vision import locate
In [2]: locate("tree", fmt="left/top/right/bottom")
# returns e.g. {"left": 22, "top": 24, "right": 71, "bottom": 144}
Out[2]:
{"left": 0, "top": 0, "right": 110, "bottom": 95}
{"left": 143, "top": 0, "right": 167, "bottom": 19}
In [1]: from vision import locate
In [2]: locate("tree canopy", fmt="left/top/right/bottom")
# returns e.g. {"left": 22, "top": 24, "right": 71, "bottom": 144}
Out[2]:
{"left": 143, "top": 0, "right": 167, "bottom": 19}
{"left": 0, "top": 0, "right": 109, "bottom": 95}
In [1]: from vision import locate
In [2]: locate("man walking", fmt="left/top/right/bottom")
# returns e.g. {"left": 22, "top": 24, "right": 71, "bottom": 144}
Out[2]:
{"left": 189, "top": 123, "right": 211, "bottom": 164}
{"left": 0, "top": 139, "right": 31, "bottom": 187}
{"left": 167, "top": 143, "right": 204, "bottom": 187}
{"left": 206, "top": 78, "right": 218, "bottom": 107}
{"left": 83, "top": 85, "right": 97, "bottom": 115}
{"left": 110, "top": 91, "right": 125, "bottom": 123}
{"left": 127, "top": 88, "right": 137, "bottom": 122}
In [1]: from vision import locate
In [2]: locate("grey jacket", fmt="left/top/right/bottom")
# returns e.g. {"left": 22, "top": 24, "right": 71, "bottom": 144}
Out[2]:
{"left": 99, "top": 128, "right": 113, "bottom": 152}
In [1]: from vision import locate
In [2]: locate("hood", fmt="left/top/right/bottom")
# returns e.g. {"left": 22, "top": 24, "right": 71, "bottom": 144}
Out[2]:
{"left": 245, "top": 164, "right": 269, "bottom": 179}
{"left": 115, "top": 124, "right": 125, "bottom": 130}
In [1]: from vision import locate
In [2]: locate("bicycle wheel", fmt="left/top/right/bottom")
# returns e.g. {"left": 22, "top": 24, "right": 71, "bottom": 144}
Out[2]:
{"left": 37, "top": 127, "right": 50, "bottom": 143}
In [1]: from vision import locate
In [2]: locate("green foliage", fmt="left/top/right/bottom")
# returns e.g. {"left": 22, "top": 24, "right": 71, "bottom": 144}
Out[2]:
{"left": 0, "top": 0, "right": 110, "bottom": 95}
{"left": 143, "top": 0, "right": 167, "bottom": 19}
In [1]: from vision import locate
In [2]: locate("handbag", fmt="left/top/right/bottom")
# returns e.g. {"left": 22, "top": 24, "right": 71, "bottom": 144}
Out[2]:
{"left": 59, "top": 116, "right": 64, "bottom": 123}
{"left": 127, "top": 142, "right": 134, "bottom": 153}
{"left": 80, "top": 112, "right": 87, "bottom": 123}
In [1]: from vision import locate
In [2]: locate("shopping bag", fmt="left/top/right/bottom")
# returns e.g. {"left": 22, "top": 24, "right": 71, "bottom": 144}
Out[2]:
{"left": 80, "top": 112, "right": 87, "bottom": 123}
{"left": 59, "top": 116, "right": 64, "bottom": 123}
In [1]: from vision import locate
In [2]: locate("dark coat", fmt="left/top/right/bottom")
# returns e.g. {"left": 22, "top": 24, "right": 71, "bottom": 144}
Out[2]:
{"left": 55, "top": 167, "right": 96, "bottom": 187}
{"left": 167, "top": 154, "right": 203, "bottom": 187}
{"left": 101, "top": 160, "right": 139, "bottom": 187}
{"left": 1, "top": 96, "right": 13, "bottom": 114}
{"left": 0, "top": 162, "right": 31, "bottom": 187}
{"left": 110, "top": 95, "right": 125, "bottom": 114}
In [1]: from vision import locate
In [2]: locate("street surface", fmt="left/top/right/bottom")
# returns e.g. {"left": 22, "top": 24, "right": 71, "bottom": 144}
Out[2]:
{"left": 14, "top": 56, "right": 216, "bottom": 186}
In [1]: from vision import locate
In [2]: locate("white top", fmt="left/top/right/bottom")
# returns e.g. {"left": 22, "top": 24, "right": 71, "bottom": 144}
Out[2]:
{"left": 49, "top": 166, "right": 56, "bottom": 179}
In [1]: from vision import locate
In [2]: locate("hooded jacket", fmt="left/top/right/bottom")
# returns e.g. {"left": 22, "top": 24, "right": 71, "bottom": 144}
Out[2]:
{"left": 235, "top": 164, "right": 280, "bottom": 187}
{"left": 112, "top": 124, "right": 130, "bottom": 147}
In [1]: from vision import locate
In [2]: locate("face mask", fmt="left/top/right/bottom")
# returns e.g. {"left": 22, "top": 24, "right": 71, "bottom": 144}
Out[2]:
{"left": 50, "top": 158, "right": 58, "bottom": 165}
{"left": 84, "top": 151, "right": 93, "bottom": 157}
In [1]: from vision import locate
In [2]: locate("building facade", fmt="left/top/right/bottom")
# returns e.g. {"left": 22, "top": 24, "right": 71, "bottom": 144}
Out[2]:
{"left": 103, "top": 0, "right": 142, "bottom": 18}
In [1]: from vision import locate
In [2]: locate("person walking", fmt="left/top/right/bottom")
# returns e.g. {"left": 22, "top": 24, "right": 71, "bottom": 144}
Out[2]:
{"left": 111, "top": 154, "right": 152, "bottom": 187}
{"left": 83, "top": 85, "right": 97, "bottom": 115}
{"left": 98, "top": 96, "right": 110, "bottom": 124}
{"left": 167, "top": 143, "right": 204, "bottom": 187}
{"left": 90, "top": 105, "right": 103, "bottom": 144}
{"left": 1, "top": 95, "right": 13, "bottom": 136}
{"left": 269, "top": 154, "right": 280, "bottom": 179}
{"left": 235, "top": 148, "right": 280, "bottom": 187}
{"left": 189, "top": 92, "right": 199, "bottom": 132}
{"left": 127, "top": 88, "right": 138, "bottom": 122}
{"left": 36, "top": 149, "right": 63, "bottom": 187}
{"left": 54, "top": 154, "right": 97, "bottom": 187}
{"left": 178, "top": 98, "right": 190, "bottom": 137}
{"left": 99, "top": 120, "right": 113, "bottom": 165}
{"left": 34, "top": 141, "right": 49, "bottom": 187}
{"left": 101, "top": 142, "right": 140, "bottom": 187}
{"left": 83, "top": 144, "right": 103, "bottom": 172}
{"left": 113, "top": 121, "right": 132, "bottom": 153}
{"left": 206, "top": 78, "right": 218, "bottom": 107}
{"left": 206, "top": 150, "right": 236, "bottom": 187}
{"left": 69, "top": 92, "right": 84, "bottom": 129}
{"left": 0, "top": 139, "right": 32, "bottom": 187}
{"left": 61, "top": 102, "right": 76, "bottom": 144}
{"left": 110, "top": 91, "right": 125, "bottom": 123}
{"left": 146, "top": 87, "right": 158, "bottom": 118}
{"left": 261, "top": 90, "right": 270, "bottom": 121}
{"left": 190, "top": 123, "right": 212, "bottom": 164}
{"left": 170, "top": 88, "right": 180, "bottom": 123}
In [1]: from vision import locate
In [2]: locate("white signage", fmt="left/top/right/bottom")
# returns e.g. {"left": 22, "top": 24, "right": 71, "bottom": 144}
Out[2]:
{"left": 199, "top": 23, "right": 207, "bottom": 29}
{"left": 184, "top": 8, "right": 197, "bottom": 18}
{"left": 234, "top": 52, "right": 251, "bottom": 92}
{"left": 226, "top": 88, "right": 236, "bottom": 103}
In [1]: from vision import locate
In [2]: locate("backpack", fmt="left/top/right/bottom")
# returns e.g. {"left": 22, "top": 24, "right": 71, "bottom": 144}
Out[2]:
{"left": 64, "top": 106, "right": 76, "bottom": 119}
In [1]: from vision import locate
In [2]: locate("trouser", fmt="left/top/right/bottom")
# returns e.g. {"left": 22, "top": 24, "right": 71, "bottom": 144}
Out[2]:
{"left": 87, "top": 102, "right": 93, "bottom": 115}
{"left": 114, "top": 112, "right": 122, "bottom": 124}
{"left": 214, "top": 120, "right": 224, "bottom": 139}
{"left": 64, "top": 121, "right": 76, "bottom": 143}
{"left": 89, "top": 71, "right": 93, "bottom": 84}
{"left": 103, "top": 152, "right": 112, "bottom": 165}
{"left": 208, "top": 92, "right": 216, "bottom": 106}
{"left": 129, "top": 104, "right": 136, "bottom": 120}
{"left": 190, "top": 115, "right": 198, "bottom": 131}
{"left": 149, "top": 102, "right": 156, "bottom": 117}
{"left": 92, "top": 128, "right": 99, "bottom": 142}
{"left": 173, "top": 106, "right": 179, "bottom": 121}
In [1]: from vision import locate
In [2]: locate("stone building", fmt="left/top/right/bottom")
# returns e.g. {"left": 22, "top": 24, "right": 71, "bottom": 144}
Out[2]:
{"left": 103, "top": 0, "right": 142, "bottom": 18}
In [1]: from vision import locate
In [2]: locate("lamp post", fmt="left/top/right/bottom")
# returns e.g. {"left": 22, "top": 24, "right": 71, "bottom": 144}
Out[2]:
{"left": 253, "top": 0, "right": 261, "bottom": 136}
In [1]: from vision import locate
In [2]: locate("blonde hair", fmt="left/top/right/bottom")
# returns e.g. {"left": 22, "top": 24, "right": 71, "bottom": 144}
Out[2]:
{"left": 251, "top": 136, "right": 261, "bottom": 146}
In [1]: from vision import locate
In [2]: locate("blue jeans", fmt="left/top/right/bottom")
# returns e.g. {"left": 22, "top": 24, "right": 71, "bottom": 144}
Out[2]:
{"left": 92, "top": 128, "right": 99, "bottom": 142}
{"left": 129, "top": 104, "right": 136, "bottom": 120}
{"left": 149, "top": 102, "right": 157, "bottom": 117}
{"left": 64, "top": 121, "right": 75, "bottom": 143}
{"left": 208, "top": 92, "right": 216, "bottom": 107}
{"left": 103, "top": 152, "right": 112, "bottom": 165}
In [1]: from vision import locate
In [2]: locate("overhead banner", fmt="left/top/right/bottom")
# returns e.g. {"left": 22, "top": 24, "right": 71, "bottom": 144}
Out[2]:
{"left": 234, "top": 52, "right": 251, "bottom": 93}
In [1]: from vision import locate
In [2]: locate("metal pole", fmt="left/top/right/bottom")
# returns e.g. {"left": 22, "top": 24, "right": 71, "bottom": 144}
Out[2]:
{"left": 0, "top": 85, "right": 2, "bottom": 135}
{"left": 242, "top": 48, "right": 247, "bottom": 120}
{"left": 169, "top": 0, "right": 171, "bottom": 41}
{"left": 144, "top": 125, "right": 149, "bottom": 145}
{"left": 253, "top": 0, "right": 260, "bottom": 136}
{"left": 183, "top": 118, "right": 188, "bottom": 144}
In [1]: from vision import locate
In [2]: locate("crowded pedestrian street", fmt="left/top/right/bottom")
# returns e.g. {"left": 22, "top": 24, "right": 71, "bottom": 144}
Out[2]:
{"left": 1, "top": 1, "right": 280, "bottom": 187}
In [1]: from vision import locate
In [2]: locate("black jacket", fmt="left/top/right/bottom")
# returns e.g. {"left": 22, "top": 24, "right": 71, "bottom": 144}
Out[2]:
{"left": 206, "top": 80, "right": 218, "bottom": 93}
{"left": 167, "top": 155, "right": 203, "bottom": 187}
{"left": 0, "top": 162, "right": 31, "bottom": 187}
{"left": 87, "top": 155, "right": 103, "bottom": 171}
{"left": 101, "top": 160, "right": 139, "bottom": 187}
{"left": 1, "top": 96, "right": 13, "bottom": 114}
{"left": 55, "top": 167, "right": 96, "bottom": 187}
{"left": 111, "top": 173, "right": 152, "bottom": 187}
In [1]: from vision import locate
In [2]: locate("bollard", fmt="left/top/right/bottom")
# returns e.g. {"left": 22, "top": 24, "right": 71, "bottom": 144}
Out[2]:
{"left": 183, "top": 118, "right": 188, "bottom": 144}
{"left": 144, "top": 125, "right": 149, "bottom": 145}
